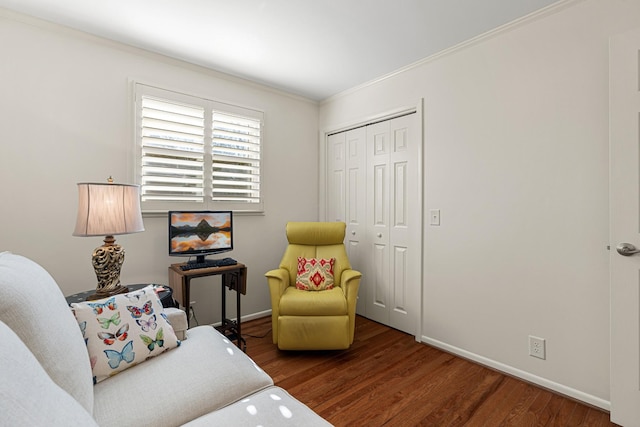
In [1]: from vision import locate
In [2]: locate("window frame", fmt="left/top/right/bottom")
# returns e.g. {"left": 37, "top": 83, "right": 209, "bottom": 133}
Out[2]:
{"left": 133, "top": 82, "right": 265, "bottom": 215}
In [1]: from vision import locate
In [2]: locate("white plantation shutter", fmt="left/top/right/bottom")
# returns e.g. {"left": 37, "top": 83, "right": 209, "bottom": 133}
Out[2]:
{"left": 140, "top": 97, "right": 205, "bottom": 203}
{"left": 134, "top": 83, "right": 264, "bottom": 212}
{"left": 211, "top": 112, "right": 261, "bottom": 203}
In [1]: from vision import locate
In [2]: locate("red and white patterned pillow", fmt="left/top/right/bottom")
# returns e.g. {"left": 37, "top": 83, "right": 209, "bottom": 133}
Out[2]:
{"left": 296, "top": 257, "right": 335, "bottom": 291}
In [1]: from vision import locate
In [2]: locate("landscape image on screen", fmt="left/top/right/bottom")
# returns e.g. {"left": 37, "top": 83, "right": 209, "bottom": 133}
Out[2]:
{"left": 169, "top": 212, "right": 232, "bottom": 254}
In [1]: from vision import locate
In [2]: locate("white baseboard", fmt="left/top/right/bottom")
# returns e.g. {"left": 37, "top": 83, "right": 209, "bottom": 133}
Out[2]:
{"left": 421, "top": 335, "right": 610, "bottom": 411}
{"left": 242, "top": 309, "right": 271, "bottom": 322}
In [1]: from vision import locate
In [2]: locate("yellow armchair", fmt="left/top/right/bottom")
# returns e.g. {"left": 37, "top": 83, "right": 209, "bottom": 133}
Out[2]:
{"left": 265, "top": 222, "right": 362, "bottom": 350}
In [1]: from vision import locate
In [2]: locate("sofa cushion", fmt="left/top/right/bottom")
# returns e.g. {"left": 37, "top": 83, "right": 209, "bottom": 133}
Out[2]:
{"left": 0, "top": 252, "right": 94, "bottom": 414}
{"left": 295, "top": 257, "right": 335, "bottom": 291}
{"left": 183, "top": 386, "right": 332, "bottom": 426}
{"left": 71, "top": 285, "right": 181, "bottom": 383}
{"left": 0, "top": 320, "right": 98, "bottom": 426}
{"left": 93, "top": 325, "right": 273, "bottom": 427}
{"left": 279, "top": 286, "right": 348, "bottom": 316}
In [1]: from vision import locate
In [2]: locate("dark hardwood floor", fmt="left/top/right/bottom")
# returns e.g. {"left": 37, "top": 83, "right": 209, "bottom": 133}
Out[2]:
{"left": 242, "top": 315, "right": 618, "bottom": 427}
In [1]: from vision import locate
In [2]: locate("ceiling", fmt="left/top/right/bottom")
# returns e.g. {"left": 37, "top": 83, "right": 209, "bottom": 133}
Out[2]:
{"left": 0, "top": 0, "right": 564, "bottom": 101}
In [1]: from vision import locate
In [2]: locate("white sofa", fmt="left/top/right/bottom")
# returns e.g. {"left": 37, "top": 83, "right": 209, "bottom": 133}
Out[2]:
{"left": 0, "top": 252, "right": 331, "bottom": 426}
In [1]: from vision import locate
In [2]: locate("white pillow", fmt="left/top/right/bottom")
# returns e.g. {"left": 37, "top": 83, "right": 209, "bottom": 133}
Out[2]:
{"left": 71, "top": 285, "right": 180, "bottom": 383}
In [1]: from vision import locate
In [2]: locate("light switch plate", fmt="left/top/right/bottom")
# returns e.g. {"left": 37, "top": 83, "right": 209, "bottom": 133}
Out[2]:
{"left": 429, "top": 209, "right": 441, "bottom": 226}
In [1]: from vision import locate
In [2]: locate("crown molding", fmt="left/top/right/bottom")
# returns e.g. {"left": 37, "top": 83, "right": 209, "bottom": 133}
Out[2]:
{"left": 0, "top": 7, "right": 318, "bottom": 105}
{"left": 321, "top": 0, "right": 584, "bottom": 105}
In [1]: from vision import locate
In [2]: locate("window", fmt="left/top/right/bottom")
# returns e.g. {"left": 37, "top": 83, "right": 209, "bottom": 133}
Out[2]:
{"left": 134, "top": 83, "right": 263, "bottom": 213}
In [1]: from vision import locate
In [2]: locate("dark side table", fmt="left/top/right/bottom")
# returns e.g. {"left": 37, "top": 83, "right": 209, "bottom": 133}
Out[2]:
{"left": 65, "top": 284, "right": 177, "bottom": 309}
{"left": 168, "top": 262, "right": 246, "bottom": 351}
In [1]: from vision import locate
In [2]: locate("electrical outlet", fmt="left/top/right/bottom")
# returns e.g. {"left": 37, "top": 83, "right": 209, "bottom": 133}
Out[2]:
{"left": 529, "top": 335, "right": 546, "bottom": 360}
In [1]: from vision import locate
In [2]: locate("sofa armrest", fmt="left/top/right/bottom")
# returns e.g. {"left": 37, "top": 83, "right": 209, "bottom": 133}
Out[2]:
{"left": 164, "top": 307, "right": 188, "bottom": 340}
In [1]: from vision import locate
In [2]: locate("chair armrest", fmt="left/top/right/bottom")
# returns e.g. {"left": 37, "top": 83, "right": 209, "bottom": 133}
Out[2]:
{"left": 164, "top": 307, "right": 188, "bottom": 340}
{"left": 264, "top": 268, "right": 290, "bottom": 344}
{"left": 340, "top": 269, "right": 362, "bottom": 303}
{"left": 340, "top": 269, "right": 362, "bottom": 344}
{"left": 340, "top": 269, "right": 362, "bottom": 345}
{"left": 265, "top": 268, "right": 290, "bottom": 298}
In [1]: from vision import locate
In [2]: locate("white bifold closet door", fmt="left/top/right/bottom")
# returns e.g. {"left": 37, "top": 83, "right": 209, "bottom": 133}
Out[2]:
{"left": 327, "top": 127, "right": 367, "bottom": 314}
{"left": 326, "top": 112, "right": 421, "bottom": 336}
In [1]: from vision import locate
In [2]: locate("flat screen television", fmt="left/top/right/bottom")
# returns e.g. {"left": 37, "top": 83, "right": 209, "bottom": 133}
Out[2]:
{"left": 168, "top": 210, "right": 233, "bottom": 263}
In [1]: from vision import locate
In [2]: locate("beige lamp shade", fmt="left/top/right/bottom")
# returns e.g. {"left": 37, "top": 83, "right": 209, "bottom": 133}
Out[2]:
{"left": 73, "top": 182, "right": 145, "bottom": 237}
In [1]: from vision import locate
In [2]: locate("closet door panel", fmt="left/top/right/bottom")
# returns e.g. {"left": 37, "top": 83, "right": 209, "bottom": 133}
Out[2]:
{"left": 366, "top": 121, "right": 391, "bottom": 324}
{"left": 327, "top": 132, "right": 346, "bottom": 223}
{"left": 393, "top": 246, "right": 408, "bottom": 315}
{"left": 389, "top": 115, "right": 418, "bottom": 334}
{"left": 344, "top": 128, "right": 367, "bottom": 315}
{"left": 392, "top": 161, "right": 409, "bottom": 317}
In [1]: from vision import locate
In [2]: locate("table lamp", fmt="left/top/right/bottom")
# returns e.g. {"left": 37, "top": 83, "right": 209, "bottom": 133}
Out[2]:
{"left": 73, "top": 178, "right": 145, "bottom": 300}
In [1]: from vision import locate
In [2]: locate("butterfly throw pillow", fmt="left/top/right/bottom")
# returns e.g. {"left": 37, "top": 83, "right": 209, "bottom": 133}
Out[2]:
{"left": 295, "top": 257, "right": 336, "bottom": 291}
{"left": 71, "top": 285, "right": 180, "bottom": 384}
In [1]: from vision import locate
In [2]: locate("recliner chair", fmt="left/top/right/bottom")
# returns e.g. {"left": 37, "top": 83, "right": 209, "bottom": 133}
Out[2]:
{"left": 265, "top": 222, "right": 362, "bottom": 350}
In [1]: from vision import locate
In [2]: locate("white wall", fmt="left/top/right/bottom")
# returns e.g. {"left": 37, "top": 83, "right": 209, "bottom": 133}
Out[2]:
{"left": 319, "top": 0, "right": 640, "bottom": 408}
{"left": 0, "top": 10, "right": 319, "bottom": 325}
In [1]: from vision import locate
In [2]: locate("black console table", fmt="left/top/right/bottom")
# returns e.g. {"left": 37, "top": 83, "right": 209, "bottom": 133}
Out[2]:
{"left": 168, "top": 262, "right": 247, "bottom": 351}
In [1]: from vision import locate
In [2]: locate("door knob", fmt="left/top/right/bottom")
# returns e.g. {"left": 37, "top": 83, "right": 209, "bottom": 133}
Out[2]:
{"left": 377, "top": 233, "right": 382, "bottom": 238}
{"left": 616, "top": 243, "right": 640, "bottom": 256}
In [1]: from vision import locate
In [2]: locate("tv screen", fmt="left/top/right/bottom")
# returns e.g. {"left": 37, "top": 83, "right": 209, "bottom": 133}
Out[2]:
{"left": 168, "top": 211, "right": 233, "bottom": 261}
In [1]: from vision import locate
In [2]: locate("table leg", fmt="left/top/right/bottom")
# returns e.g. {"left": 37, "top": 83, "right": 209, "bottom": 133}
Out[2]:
{"left": 236, "top": 282, "right": 241, "bottom": 348}
{"left": 221, "top": 276, "right": 226, "bottom": 326}
{"left": 183, "top": 277, "right": 191, "bottom": 328}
